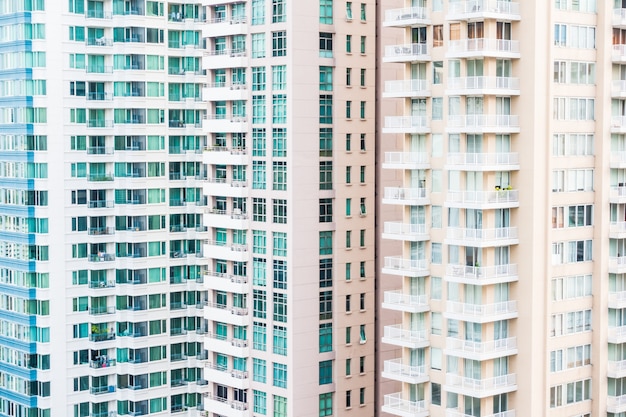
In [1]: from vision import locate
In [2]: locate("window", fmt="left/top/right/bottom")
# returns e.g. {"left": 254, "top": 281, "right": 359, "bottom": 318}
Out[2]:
{"left": 359, "top": 166, "right": 365, "bottom": 183}
{"left": 432, "top": 383, "right": 441, "bottom": 406}
{"left": 431, "top": 312, "right": 442, "bottom": 335}
{"left": 360, "top": 198, "right": 366, "bottom": 215}
{"left": 550, "top": 310, "right": 592, "bottom": 336}
{"left": 273, "top": 128, "right": 287, "bottom": 156}
{"left": 346, "top": 101, "right": 352, "bottom": 119}
{"left": 360, "top": 101, "right": 365, "bottom": 119}
{"left": 253, "top": 161, "right": 266, "bottom": 189}
{"left": 346, "top": 35, "right": 352, "bottom": 53}
{"left": 552, "top": 205, "right": 593, "bottom": 228}
{"left": 320, "top": 0, "right": 333, "bottom": 24}
{"left": 551, "top": 169, "right": 594, "bottom": 192}
{"left": 345, "top": 358, "right": 352, "bottom": 376}
{"left": 320, "top": 128, "right": 333, "bottom": 156}
{"left": 360, "top": 68, "right": 366, "bottom": 86}
{"left": 273, "top": 260, "right": 287, "bottom": 289}
{"left": 552, "top": 133, "right": 593, "bottom": 156}
{"left": 320, "top": 33, "right": 333, "bottom": 57}
{"left": 320, "top": 258, "right": 333, "bottom": 287}
{"left": 553, "top": 97, "right": 595, "bottom": 120}
{"left": 320, "top": 231, "right": 333, "bottom": 255}
{"left": 359, "top": 261, "right": 365, "bottom": 279}
{"left": 273, "top": 293, "right": 287, "bottom": 322}
{"left": 272, "top": 31, "right": 287, "bottom": 56}
{"left": 273, "top": 362, "right": 287, "bottom": 388}
{"left": 319, "top": 393, "right": 333, "bottom": 416}
{"left": 346, "top": 230, "right": 351, "bottom": 248}
{"left": 252, "top": 67, "right": 266, "bottom": 91}
{"left": 359, "top": 229, "right": 365, "bottom": 247}
{"left": 553, "top": 61, "right": 595, "bottom": 84}
{"left": 273, "top": 325, "right": 287, "bottom": 355}
{"left": 360, "top": 133, "right": 366, "bottom": 151}
{"left": 552, "top": 275, "right": 592, "bottom": 300}
{"left": 433, "top": 25, "right": 443, "bottom": 47}
{"left": 254, "top": 390, "right": 267, "bottom": 414}
{"left": 360, "top": 36, "right": 366, "bottom": 53}
{"left": 431, "top": 277, "right": 442, "bottom": 300}
{"left": 253, "top": 322, "right": 267, "bottom": 350}
{"left": 346, "top": 68, "right": 352, "bottom": 86}
{"left": 550, "top": 379, "right": 591, "bottom": 407}
{"left": 346, "top": 2, "right": 352, "bottom": 19}
{"left": 252, "top": 0, "right": 265, "bottom": 25}
{"left": 254, "top": 358, "right": 267, "bottom": 383}
{"left": 360, "top": 3, "right": 366, "bottom": 20}
{"left": 253, "top": 290, "right": 267, "bottom": 318}
{"left": 320, "top": 161, "right": 333, "bottom": 189}
{"left": 253, "top": 230, "right": 267, "bottom": 254}
{"left": 274, "top": 396, "right": 287, "bottom": 417}
{"left": 346, "top": 198, "right": 352, "bottom": 216}
{"left": 345, "top": 326, "right": 351, "bottom": 344}
{"left": 320, "top": 66, "right": 333, "bottom": 91}
{"left": 555, "top": 24, "right": 596, "bottom": 48}
{"left": 273, "top": 162, "right": 287, "bottom": 190}
{"left": 345, "top": 294, "right": 351, "bottom": 312}
{"left": 359, "top": 388, "right": 365, "bottom": 405}
{"left": 253, "top": 128, "right": 266, "bottom": 156}
{"left": 359, "top": 293, "right": 365, "bottom": 311}
{"left": 550, "top": 344, "right": 591, "bottom": 372}
{"left": 319, "top": 323, "right": 333, "bottom": 352}
{"left": 432, "top": 97, "right": 443, "bottom": 120}
{"left": 320, "top": 290, "right": 333, "bottom": 319}
{"left": 319, "top": 198, "right": 333, "bottom": 222}
{"left": 359, "top": 324, "right": 366, "bottom": 343}
{"left": 432, "top": 243, "right": 442, "bottom": 264}
{"left": 433, "top": 61, "right": 443, "bottom": 84}
{"left": 273, "top": 232, "right": 287, "bottom": 256}
{"left": 319, "top": 360, "right": 333, "bottom": 384}
{"left": 252, "top": 33, "right": 266, "bottom": 58}
{"left": 272, "top": 65, "right": 286, "bottom": 89}
{"left": 319, "top": 95, "right": 333, "bottom": 124}
{"left": 253, "top": 198, "right": 266, "bottom": 222}
{"left": 272, "top": 0, "right": 285, "bottom": 22}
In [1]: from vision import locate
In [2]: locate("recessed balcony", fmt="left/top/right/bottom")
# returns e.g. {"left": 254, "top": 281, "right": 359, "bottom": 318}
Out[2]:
{"left": 202, "top": 16, "right": 247, "bottom": 37}
{"left": 447, "top": 38, "right": 520, "bottom": 59}
{"left": 383, "top": 115, "right": 430, "bottom": 134}
{"left": 446, "top": 0, "right": 520, "bottom": 21}
{"left": 383, "top": 79, "right": 431, "bottom": 98}
{"left": 383, "top": 257, "right": 429, "bottom": 277}
{"left": 613, "top": 81, "right": 626, "bottom": 98}
{"left": 202, "top": 115, "right": 248, "bottom": 133}
{"left": 445, "top": 227, "right": 519, "bottom": 247}
{"left": 609, "top": 360, "right": 626, "bottom": 378}
{"left": 446, "top": 76, "right": 520, "bottom": 96}
{"left": 383, "top": 152, "right": 430, "bottom": 170}
{"left": 446, "top": 115, "right": 520, "bottom": 134}
{"left": 203, "top": 180, "right": 248, "bottom": 198}
{"left": 445, "top": 300, "right": 518, "bottom": 323}
{"left": 615, "top": 9, "right": 626, "bottom": 28}
{"left": 383, "top": 325, "right": 429, "bottom": 349}
{"left": 204, "top": 146, "right": 248, "bottom": 165}
{"left": 447, "top": 410, "right": 516, "bottom": 417}
{"left": 383, "top": 222, "right": 429, "bottom": 242}
{"left": 611, "top": 291, "right": 626, "bottom": 309}
{"left": 383, "top": 393, "right": 428, "bottom": 417}
{"left": 445, "top": 152, "right": 519, "bottom": 171}
{"left": 383, "top": 290, "right": 429, "bottom": 313}
{"left": 615, "top": 45, "right": 626, "bottom": 63}
{"left": 446, "top": 190, "right": 519, "bottom": 209}
{"left": 383, "top": 6, "right": 430, "bottom": 27}
{"left": 610, "top": 256, "right": 626, "bottom": 274}
{"left": 445, "top": 336, "right": 518, "bottom": 361}
{"left": 445, "top": 264, "right": 518, "bottom": 285}
{"left": 611, "top": 187, "right": 626, "bottom": 204}
{"left": 445, "top": 373, "right": 517, "bottom": 398}
{"left": 610, "top": 326, "right": 626, "bottom": 344}
{"left": 204, "top": 208, "right": 249, "bottom": 230}
{"left": 611, "top": 152, "right": 626, "bottom": 169}
{"left": 384, "top": 43, "right": 430, "bottom": 63}
{"left": 608, "top": 394, "right": 626, "bottom": 414}
{"left": 383, "top": 187, "right": 429, "bottom": 206}
{"left": 383, "top": 359, "right": 429, "bottom": 385}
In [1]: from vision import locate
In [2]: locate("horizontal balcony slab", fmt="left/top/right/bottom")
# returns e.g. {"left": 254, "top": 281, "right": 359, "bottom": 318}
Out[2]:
{"left": 445, "top": 227, "right": 519, "bottom": 247}
{"left": 445, "top": 300, "right": 518, "bottom": 323}
{"left": 446, "top": 0, "right": 520, "bottom": 21}
{"left": 205, "top": 364, "right": 250, "bottom": 390}
{"left": 610, "top": 257, "right": 626, "bottom": 274}
{"left": 384, "top": 43, "right": 431, "bottom": 63}
{"left": 204, "top": 303, "right": 249, "bottom": 326}
{"left": 202, "top": 116, "right": 248, "bottom": 133}
{"left": 613, "top": 80, "right": 626, "bottom": 98}
{"left": 445, "top": 264, "right": 518, "bottom": 285}
{"left": 202, "top": 19, "right": 247, "bottom": 37}
{"left": 205, "top": 333, "right": 250, "bottom": 357}
{"left": 445, "top": 337, "right": 518, "bottom": 361}
{"left": 614, "top": 45, "right": 626, "bottom": 63}
{"left": 445, "top": 373, "right": 517, "bottom": 398}
{"left": 204, "top": 394, "right": 250, "bottom": 417}
{"left": 204, "top": 147, "right": 248, "bottom": 165}
{"left": 382, "top": 325, "right": 430, "bottom": 349}
{"left": 446, "top": 411, "right": 516, "bottom": 417}
{"left": 446, "top": 39, "right": 520, "bottom": 59}
{"left": 203, "top": 83, "right": 248, "bottom": 102}
{"left": 609, "top": 326, "right": 626, "bottom": 344}
{"left": 383, "top": 290, "right": 430, "bottom": 313}
{"left": 203, "top": 272, "right": 248, "bottom": 293}
{"left": 383, "top": 6, "right": 430, "bottom": 27}
{"left": 383, "top": 152, "right": 430, "bottom": 170}
{"left": 382, "top": 222, "right": 429, "bottom": 242}
{"left": 204, "top": 209, "right": 250, "bottom": 230}
{"left": 383, "top": 116, "right": 431, "bottom": 134}
{"left": 608, "top": 394, "right": 626, "bottom": 414}
{"left": 445, "top": 76, "right": 520, "bottom": 96}
{"left": 445, "top": 190, "right": 519, "bottom": 209}
{"left": 383, "top": 187, "right": 430, "bottom": 206}
{"left": 203, "top": 51, "right": 248, "bottom": 69}
{"left": 383, "top": 393, "right": 429, "bottom": 417}
{"left": 616, "top": 9, "right": 626, "bottom": 28}
{"left": 446, "top": 115, "right": 520, "bottom": 134}
{"left": 383, "top": 256, "right": 430, "bottom": 277}
{"left": 609, "top": 360, "right": 626, "bottom": 378}
{"left": 203, "top": 181, "right": 248, "bottom": 198}
{"left": 383, "top": 79, "right": 431, "bottom": 98}
{"left": 382, "top": 359, "right": 429, "bottom": 384}
{"left": 445, "top": 152, "right": 519, "bottom": 171}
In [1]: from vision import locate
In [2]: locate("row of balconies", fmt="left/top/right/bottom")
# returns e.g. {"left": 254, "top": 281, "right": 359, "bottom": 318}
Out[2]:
{"left": 383, "top": 392, "right": 516, "bottom": 417}
{"left": 383, "top": 151, "right": 520, "bottom": 171}
{"left": 383, "top": 77, "right": 520, "bottom": 99}
{"left": 383, "top": 115, "right": 520, "bottom": 135}
{"left": 383, "top": 187, "right": 519, "bottom": 210}
{"left": 384, "top": 39, "right": 520, "bottom": 64}
{"left": 383, "top": 222, "right": 518, "bottom": 247}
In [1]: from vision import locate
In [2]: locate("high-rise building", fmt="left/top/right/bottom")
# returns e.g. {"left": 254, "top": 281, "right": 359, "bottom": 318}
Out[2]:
{"left": 0, "top": 0, "right": 376, "bottom": 416}
{"left": 378, "top": 1, "right": 617, "bottom": 416}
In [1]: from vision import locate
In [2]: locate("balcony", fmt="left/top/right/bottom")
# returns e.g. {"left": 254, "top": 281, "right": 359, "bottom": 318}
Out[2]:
{"left": 88, "top": 253, "right": 116, "bottom": 263}
{"left": 86, "top": 37, "right": 113, "bottom": 47}
{"left": 445, "top": 227, "right": 519, "bottom": 247}
{"left": 89, "top": 306, "right": 116, "bottom": 316}
{"left": 204, "top": 240, "right": 248, "bottom": 262}
{"left": 383, "top": 116, "right": 430, "bottom": 134}
{"left": 609, "top": 326, "right": 626, "bottom": 344}
{"left": 382, "top": 222, "right": 429, "bottom": 242}
{"left": 445, "top": 263, "right": 518, "bottom": 285}
{"left": 609, "top": 360, "right": 626, "bottom": 378}
{"left": 445, "top": 300, "right": 518, "bottom": 323}
{"left": 203, "top": 179, "right": 248, "bottom": 199}
{"left": 88, "top": 173, "right": 114, "bottom": 182}
{"left": 202, "top": 115, "right": 247, "bottom": 134}
{"left": 446, "top": 1, "right": 520, "bottom": 21}
{"left": 205, "top": 333, "right": 250, "bottom": 357}
{"left": 204, "top": 208, "right": 249, "bottom": 230}
{"left": 611, "top": 187, "right": 626, "bottom": 204}
{"left": 610, "top": 291, "right": 626, "bottom": 309}
{"left": 447, "top": 38, "right": 520, "bottom": 59}
{"left": 615, "top": 9, "right": 626, "bottom": 29}
{"left": 89, "top": 280, "right": 115, "bottom": 290}
{"left": 88, "top": 227, "right": 115, "bottom": 236}
{"left": 447, "top": 411, "right": 515, "bottom": 417}
{"left": 445, "top": 373, "right": 517, "bottom": 398}
{"left": 382, "top": 359, "right": 429, "bottom": 384}
{"left": 203, "top": 17, "right": 247, "bottom": 37}
{"left": 446, "top": 152, "right": 519, "bottom": 171}
{"left": 205, "top": 363, "right": 250, "bottom": 390}
{"left": 383, "top": 79, "right": 430, "bottom": 98}
{"left": 383, "top": 187, "right": 429, "bottom": 206}
{"left": 90, "top": 385, "right": 116, "bottom": 395}
{"left": 612, "top": 116, "right": 626, "bottom": 134}
{"left": 613, "top": 81, "right": 626, "bottom": 98}
{"left": 383, "top": 257, "right": 429, "bottom": 277}
{"left": 614, "top": 44, "right": 626, "bottom": 63}
{"left": 204, "top": 146, "right": 248, "bottom": 165}
{"left": 383, "top": 291, "right": 429, "bottom": 313}
{"left": 89, "top": 332, "right": 116, "bottom": 343}
{"left": 204, "top": 394, "right": 249, "bottom": 417}
{"left": 203, "top": 49, "right": 248, "bottom": 70}
{"left": 446, "top": 76, "right": 519, "bottom": 96}
{"left": 446, "top": 190, "right": 519, "bottom": 209}
{"left": 382, "top": 393, "right": 428, "bottom": 417}
{"left": 90, "top": 358, "right": 116, "bottom": 369}
{"left": 383, "top": 152, "right": 430, "bottom": 170}
{"left": 608, "top": 394, "right": 626, "bottom": 414}
{"left": 383, "top": 6, "right": 429, "bottom": 27}
{"left": 382, "top": 325, "right": 429, "bottom": 349}
{"left": 204, "top": 271, "right": 248, "bottom": 293}
{"left": 612, "top": 222, "right": 626, "bottom": 239}
{"left": 383, "top": 43, "right": 430, "bottom": 63}
{"left": 610, "top": 256, "right": 626, "bottom": 274}
{"left": 446, "top": 115, "right": 520, "bottom": 134}
{"left": 445, "top": 337, "right": 518, "bottom": 361}
{"left": 205, "top": 302, "right": 248, "bottom": 326}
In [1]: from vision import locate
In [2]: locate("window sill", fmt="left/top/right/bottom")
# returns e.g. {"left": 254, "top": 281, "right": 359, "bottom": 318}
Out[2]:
{"left": 346, "top": 311, "right": 352, "bottom": 315}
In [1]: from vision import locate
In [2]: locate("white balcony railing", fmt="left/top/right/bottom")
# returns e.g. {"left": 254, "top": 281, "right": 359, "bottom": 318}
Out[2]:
{"left": 446, "top": 336, "right": 517, "bottom": 358}
{"left": 613, "top": 80, "right": 626, "bottom": 96}
{"left": 383, "top": 393, "right": 428, "bottom": 416}
{"left": 383, "top": 325, "right": 429, "bottom": 346}
{"left": 609, "top": 326, "right": 626, "bottom": 342}
{"left": 610, "top": 291, "right": 626, "bottom": 307}
{"left": 448, "top": 38, "right": 520, "bottom": 56}
{"left": 383, "top": 187, "right": 428, "bottom": 202}
{"left": 384, "top": 256, "right": 429, "bottom": 274}
{"left": 383, "top": 222, "right": 428, "bottom": 239}
{"left": 614, "top": 44, "right": 626, "bottom": 61}
{"left": 445, "top": 264, "right": 518, "bottom": 284}
{"left": 446, "top": 227, "right": 518, "bottom": 243}
{"left": 446, "top": 373, "right": 516, "bottom": 395}
{"left": 615, "top": 8, "right": 626, "bottom": 27}
{"left": 447, "top": 115, "right": 520, "bottom": 131}
{"left": 609, "top": 359, "right": 626, "bottom": 377}
{"left": 384, "top": 152, "right": 429, "bottom": 166}
{"left": 384, "top": 79, "right": 430, "bottom": 96}
{"left": 384, "top": 6, "right": 429, "bottom": 24}
{"left": 383, "top": 359, "right": 428, "bottom": 381}
{"left": 608, "top": 394, "right": 626, "bottom": 413}
{"left": 609, "top": 256, "right": 626, "bottom": 271}
{"left": 384, "top": 115, "right": 430, "bottom": 131}
{"left": 447, "top": 76, "right": 519, "bottom": 92}
{"left": 447, "top": 0, "right": 520, "bottom": 18}
{"left": 446, "top": 300, "right": 517, "bottom": 320}
{"left": 611, "top": 152, "right": 626, "bottom": 166}
{"left": 383, "top": 290, "right": 429, "bottom": 311}
{"left": 446, "top": 152, "right": 519, "bottom": 168}
{"left": 384, "top": 43, "right": 429, "bottom": 61}
{"left": 447, "top": 409, "right": 516, "bottom": 417}
{"left": 447, "top": 190, "right": 519, "bottom": 205}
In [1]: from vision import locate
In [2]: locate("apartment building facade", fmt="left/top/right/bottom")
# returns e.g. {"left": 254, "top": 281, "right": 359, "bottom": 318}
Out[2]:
{"left": 378, "top": 0, "right": 621, "bottom": 416}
